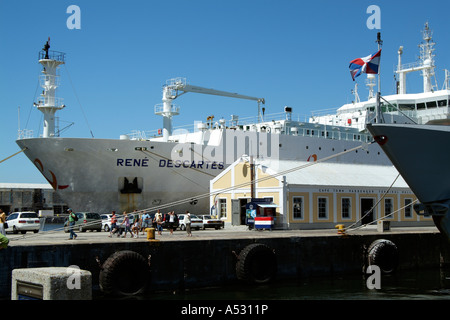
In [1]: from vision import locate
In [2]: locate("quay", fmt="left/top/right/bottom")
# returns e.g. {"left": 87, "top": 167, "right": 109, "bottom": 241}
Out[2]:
{"left": 1, "top": 225, "right": 449, "bottom": 299}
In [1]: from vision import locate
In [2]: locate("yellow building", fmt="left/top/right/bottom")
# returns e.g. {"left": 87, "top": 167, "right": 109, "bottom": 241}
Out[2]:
{"left": 210, "top": 156, "right": 433, "bottom": 229}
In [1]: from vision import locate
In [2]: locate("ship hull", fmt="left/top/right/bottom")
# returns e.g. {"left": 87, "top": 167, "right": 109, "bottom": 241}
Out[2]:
{"left": 367, "top": 123, "right": 450, "bottom": 238}
{"left": 367, "top": 123, "right": 450, "bottom": 203}
{"left": 16, "top": 130, "right": 391, "bottom": 214}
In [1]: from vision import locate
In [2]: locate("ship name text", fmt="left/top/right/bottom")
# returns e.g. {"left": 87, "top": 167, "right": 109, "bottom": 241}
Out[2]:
{"left": 116, "top": 158, "right": 224, "bottom": 170}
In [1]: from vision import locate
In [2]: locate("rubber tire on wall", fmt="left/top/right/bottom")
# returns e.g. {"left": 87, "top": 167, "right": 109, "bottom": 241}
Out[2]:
{"left": 367, "top": 239, "right": 398, "bottom": 274}
{"left": 236, "top": 243, "right": 277, "bottom": 284}
{"left": 99, "top": 250, "right": 150, "bottom": 296}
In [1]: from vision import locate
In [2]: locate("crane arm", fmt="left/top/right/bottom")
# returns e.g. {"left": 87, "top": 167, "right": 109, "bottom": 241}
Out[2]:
{"left": 179, "top": 84, "right": 265, "bottom": 104}
{"left": 165, "top": 78, "right": 264, "bottom": 104}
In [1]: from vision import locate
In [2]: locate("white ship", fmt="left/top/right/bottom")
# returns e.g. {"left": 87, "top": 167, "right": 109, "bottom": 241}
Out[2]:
{"left": 16, "top": 23, "right": 450, "bottom": 215}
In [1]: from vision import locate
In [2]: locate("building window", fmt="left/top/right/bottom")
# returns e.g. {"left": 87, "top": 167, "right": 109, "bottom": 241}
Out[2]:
{"left": 318, "top": 197, "right": 328, "bottom": 219}
{"left": 341, "top": 197, "right": 351, "bottom": 219}
{"left": 404, "top": 198, "right": 413, "bottom": 218}
{"left": 219, "top": 199, "right": 227, "bottom": 218}
{"left": 384, "top": 198, "right": 393, "bottom": 219}
{"left": 293, "top": 197, "right": 303, "bottom": 220}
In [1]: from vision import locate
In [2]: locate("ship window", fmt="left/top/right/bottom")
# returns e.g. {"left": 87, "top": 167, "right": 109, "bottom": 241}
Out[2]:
{"left": 438, "top": 99, "right": 447, "bottom": 107}
{"left": 386, "top": 103, "right": 397, "bottom": 112}
{"left": 399, "top": 104, "right": 415, "bottom": 111}
{"left": 417, "top": 102, "right": 426, "bottom": 110}
{"left": 426, "top": 101, "right": 437, "bottom": 109}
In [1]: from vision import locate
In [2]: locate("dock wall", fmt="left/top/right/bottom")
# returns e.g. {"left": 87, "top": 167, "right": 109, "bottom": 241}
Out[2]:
{"left": 1, "top": 232, "right": 449, "bottom": 298}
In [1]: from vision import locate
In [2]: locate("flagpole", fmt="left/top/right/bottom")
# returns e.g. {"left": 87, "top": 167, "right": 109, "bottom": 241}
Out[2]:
{"left": 376, "top": 32, "right": 383, "bottom": 123}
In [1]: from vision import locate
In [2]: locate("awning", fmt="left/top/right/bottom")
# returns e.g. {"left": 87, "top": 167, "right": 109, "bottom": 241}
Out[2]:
{"left": 257, "top": 204, "right": 278, "bottom": 208}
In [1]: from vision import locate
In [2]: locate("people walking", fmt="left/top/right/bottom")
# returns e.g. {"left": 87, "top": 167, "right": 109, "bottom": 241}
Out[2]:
{"left": 120, "top": 212, "right": 133, "bottom": 238}
{"left": 141, "top": 211, "right": 151, "bottom": 235}
{"left": 166, "top": 211, "right": 178, "bottom": 235}
{"left": 184, "top": 211, "right": 192, "bottom": 237}
{"left": 132, "top": 217, "right": 141, "bottom": 238}
{"left": 67, "top": 209, "right": 78, "bottom": 240}
{"left": 155, "top": 210, "right": 163, "bottom": 235}
{"left": 108, "top": 211, "right": 118, "bottom": 237}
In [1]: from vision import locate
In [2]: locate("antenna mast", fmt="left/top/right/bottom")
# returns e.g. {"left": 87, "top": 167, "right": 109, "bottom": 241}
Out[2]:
{"left": 34, "top": 38, "right": 66, "bottom": 138}
{"left": 375, "top": 32, "right": 383, "bottom": 123}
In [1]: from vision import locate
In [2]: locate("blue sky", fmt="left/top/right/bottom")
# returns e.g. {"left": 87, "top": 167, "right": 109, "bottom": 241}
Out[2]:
{"left": 1, "top": 0, "right": 450, "bottom": 184}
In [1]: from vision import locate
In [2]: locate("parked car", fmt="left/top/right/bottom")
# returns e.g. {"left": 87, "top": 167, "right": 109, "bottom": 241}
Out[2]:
{"left": 199, "top": 215, "right": 224, "bottom": 230}
{"left": 100, "top": 214, "right": 113, "bottom": 232}
{"left": 5, "top": 212, "right": 41, "bottom": 234}
{"left": 64, "top": 212, "right": 102, "bottom": 232}
{"left": 178, "top": 214, "right": 203, "bottom": 231}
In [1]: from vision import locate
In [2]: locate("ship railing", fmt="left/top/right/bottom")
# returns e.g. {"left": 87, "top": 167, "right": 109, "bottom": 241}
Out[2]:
{"left": 38, "top": 50, "right": 66, "bottom": 62}
{"left": 309, "top": 108, "right": 339, "bottom": 118}
{"left": 35, "top": 97, "right": 65, "bottom": 108}
{"left": 17, "top": 129, "right": 34, "bottom": 140}
{"left": 154, "top": 103, "right": 180, "bottom": 115}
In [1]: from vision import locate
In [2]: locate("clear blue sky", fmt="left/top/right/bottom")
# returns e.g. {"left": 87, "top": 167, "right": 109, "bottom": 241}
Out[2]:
{"left": 1, "top": 0, "right": 449, "bottom": 184}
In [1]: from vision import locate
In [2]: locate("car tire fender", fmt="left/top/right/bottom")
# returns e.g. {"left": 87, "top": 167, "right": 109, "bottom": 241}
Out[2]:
{"left": 99, "top": 250, "right": 150, "bottom": 296}
{"left": 236, "top": 243, "right": 277, "bottom": 284}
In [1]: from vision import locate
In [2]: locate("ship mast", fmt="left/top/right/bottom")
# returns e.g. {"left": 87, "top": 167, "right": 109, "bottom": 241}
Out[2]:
{"left": 34, "top": 38, "right": 66, "bottom": 138}
{"left": 375, "top": 32, "right": 383, "bottom": 123}
{"left": 396, "top": 22, "right": 436, "bottom": 94}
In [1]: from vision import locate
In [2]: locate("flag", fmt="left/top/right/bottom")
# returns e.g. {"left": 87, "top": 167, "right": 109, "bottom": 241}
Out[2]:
{"left": 349, "top": 49, "right": 381, "bottom": 81}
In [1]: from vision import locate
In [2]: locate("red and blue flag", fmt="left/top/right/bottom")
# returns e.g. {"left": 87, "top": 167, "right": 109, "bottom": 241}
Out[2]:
{"left": 349, "top": 49, "right": 381, "bottom": 81}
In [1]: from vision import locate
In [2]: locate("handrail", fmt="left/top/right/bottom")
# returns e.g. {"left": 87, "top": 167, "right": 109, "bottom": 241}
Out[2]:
{"left": 38, "top": 50, "right": 66, "bottom": 62}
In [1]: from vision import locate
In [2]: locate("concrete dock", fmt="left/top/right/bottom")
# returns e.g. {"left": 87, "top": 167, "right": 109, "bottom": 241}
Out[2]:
{"left": 1, "top": 225, "right": 449, "bottom": 299}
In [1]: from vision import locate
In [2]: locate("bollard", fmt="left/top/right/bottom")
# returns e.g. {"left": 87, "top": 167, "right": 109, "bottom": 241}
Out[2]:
{"left": 335, "top": 224, "right": 346, "bottom": 235}
{"left": 145, "top": 227, "right": 155, "bottom": 240}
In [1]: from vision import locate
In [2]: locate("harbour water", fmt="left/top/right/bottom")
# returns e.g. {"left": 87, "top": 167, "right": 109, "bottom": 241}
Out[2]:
{"left": 92, "top": 267, "right": 450, "bottom": 301}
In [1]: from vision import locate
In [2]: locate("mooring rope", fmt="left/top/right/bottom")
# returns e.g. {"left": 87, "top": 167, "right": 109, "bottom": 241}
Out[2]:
{"left": 346, "top": 198, "right": 419, "bottom": 232}
{"left": 345, "top": 172, "right": 401, "bottom": 231}
{"left": 0, "top": 148, "right": 27, "bottom": 164}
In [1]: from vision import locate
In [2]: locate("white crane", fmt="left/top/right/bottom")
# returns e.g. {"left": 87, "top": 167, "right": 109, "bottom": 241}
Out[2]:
{"left": 155, "top": 77, "right": 265, "bottom": 141}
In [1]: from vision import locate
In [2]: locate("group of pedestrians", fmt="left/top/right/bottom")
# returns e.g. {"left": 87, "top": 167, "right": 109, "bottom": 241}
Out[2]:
{"left": 108, "top": 211, "right": 139, "bottom": 238}
{"left": 106, "top": 209, "right": 194, "bottom": 238}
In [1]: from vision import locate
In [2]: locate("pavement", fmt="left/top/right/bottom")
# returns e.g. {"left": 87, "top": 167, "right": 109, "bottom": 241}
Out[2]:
{"left": 5, "top": 224, "right": 440, "bottom": 247}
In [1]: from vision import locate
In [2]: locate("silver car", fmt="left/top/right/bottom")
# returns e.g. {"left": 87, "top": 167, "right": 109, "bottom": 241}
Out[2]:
{"left": 64, "top": 212, "right": 102, "bottom": 232}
